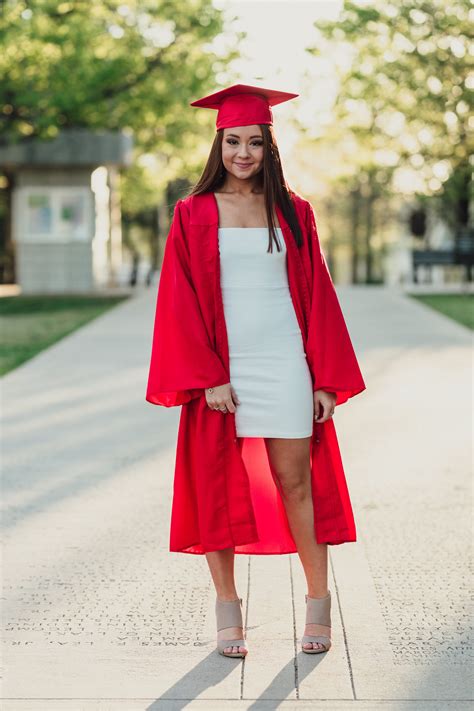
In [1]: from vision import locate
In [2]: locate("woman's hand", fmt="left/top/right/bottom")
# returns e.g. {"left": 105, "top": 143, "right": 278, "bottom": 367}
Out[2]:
{"left": 205, "top": 383, "right": 240, "bottom": 413}
{"left": 313, "top": 389, "right": 337, "bottom": 423}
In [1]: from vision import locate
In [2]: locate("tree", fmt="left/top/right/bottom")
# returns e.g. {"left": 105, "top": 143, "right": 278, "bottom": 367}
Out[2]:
{"left": 0, "top": 0, "right": 240, "bottom": 150}
{"left": 304, "top": 0, "right": 471, "bottom": 281}
{"left": 0, "top": 0, "right": 244, "bottom": 269}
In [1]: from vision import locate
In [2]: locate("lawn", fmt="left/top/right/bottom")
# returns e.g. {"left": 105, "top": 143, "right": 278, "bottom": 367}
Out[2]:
{"left": 408, "top": 293, "right": 474, "bottom": 330}
{"left": 0, "top": 294, "right": 130, "bottom": 376}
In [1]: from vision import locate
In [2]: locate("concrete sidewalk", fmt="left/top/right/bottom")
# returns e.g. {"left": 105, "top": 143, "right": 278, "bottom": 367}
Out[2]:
{"left": 1, "top": 284, "right": 472, "bottom": 710}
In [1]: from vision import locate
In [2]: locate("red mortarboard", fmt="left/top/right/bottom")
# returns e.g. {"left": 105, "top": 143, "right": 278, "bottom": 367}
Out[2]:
{"left": 190, "top": 83, "right": 299, "bottom": 130}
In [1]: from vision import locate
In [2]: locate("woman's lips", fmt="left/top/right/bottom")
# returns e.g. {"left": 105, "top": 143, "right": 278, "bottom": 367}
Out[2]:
{"left": 234, "top": 163, "right": 252, "bottom": 168}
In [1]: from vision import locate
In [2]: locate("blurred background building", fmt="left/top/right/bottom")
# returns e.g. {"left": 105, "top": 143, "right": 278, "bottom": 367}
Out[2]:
{"left": 0, "top": 130, "right": 132, "bottom": 293}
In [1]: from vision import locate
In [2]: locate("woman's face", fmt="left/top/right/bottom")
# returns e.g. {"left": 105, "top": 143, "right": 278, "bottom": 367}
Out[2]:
{"left": 221, "top": 125, "right": 264, "bottom": 181}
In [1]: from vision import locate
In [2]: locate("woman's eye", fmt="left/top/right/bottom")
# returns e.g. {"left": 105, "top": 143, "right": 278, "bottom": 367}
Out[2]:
{"left": 227, "top": 140, "right": 262, "bottom": 146}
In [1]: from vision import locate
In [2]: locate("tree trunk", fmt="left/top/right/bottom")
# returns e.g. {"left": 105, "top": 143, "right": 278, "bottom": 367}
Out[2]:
{"left": 350, "top": 186, "right": 361, "bottom": 284}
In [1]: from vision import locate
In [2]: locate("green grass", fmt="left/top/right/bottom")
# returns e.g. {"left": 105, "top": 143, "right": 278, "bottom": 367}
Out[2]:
{"left": 408, "top": 293, "right": 474, "bottom": 330}
{"left": 0, "top": 294, "right": 130, "bottom": 376}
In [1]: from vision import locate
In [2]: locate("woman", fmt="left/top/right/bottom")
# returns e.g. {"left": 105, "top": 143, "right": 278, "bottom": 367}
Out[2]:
{"left": 146, "top": 84, "right": 366, "bottom": 659}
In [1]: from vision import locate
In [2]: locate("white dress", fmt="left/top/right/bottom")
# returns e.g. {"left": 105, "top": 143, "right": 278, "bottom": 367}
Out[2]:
{"left": 218, "top": 226, "right": 314, "bottom": 438}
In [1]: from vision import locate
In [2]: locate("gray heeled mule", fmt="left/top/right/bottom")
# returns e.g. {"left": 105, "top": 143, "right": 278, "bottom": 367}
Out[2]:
{"left": 215, "top": 596, "right": 248, "bottom": 658}
{"left": 301, "top": 590, "right": 332, "bottom": 654}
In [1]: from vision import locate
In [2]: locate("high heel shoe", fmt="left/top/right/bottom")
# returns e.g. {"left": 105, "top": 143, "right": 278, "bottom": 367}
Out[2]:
{"left": 215, "top": 596, "right": 248, "bottom": 658}
{"left": 301, "top": 591, "right": 332, "bottom": 654}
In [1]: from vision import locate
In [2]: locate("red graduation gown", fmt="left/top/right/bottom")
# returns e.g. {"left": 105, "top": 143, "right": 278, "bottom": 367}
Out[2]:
{"left": 146, "top": 191, "right": 366, "bottom": 554}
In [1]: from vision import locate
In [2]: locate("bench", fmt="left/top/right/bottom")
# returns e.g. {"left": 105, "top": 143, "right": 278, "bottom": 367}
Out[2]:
{"left": 412, "top": 229, "right": 474, "bottom": 283}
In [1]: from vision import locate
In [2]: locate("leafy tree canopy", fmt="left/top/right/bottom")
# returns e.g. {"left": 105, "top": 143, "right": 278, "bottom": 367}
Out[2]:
{"left": 0, "top": 0, "right": 245, "bottom": 214}
{"left": 308, "top": 0, "right": 470, "bottom": 196}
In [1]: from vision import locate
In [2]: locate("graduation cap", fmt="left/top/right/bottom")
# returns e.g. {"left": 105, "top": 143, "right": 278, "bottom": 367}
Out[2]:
{"left": 190, "top": 83, "right": 299, "bottom": 130}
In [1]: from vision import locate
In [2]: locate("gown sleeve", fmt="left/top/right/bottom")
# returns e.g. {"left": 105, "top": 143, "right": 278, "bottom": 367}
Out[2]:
{"left": 304, "top": 200, "right": 367, "bottom": 407}
{"left": 145, "top": 199, "right": 230, "bottom": 407}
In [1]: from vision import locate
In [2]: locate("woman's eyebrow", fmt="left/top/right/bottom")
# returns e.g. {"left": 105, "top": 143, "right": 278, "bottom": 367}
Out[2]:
{"left": 226, "top": 133, "right": 262, "bottom": 139}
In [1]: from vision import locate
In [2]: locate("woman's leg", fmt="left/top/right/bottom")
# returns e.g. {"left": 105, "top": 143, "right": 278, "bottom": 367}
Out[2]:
{"left": 205, "top": 547, "right": 247, "bottom": 655}
{"left": 265, "top": 436, "right": 330, "bottom": 651}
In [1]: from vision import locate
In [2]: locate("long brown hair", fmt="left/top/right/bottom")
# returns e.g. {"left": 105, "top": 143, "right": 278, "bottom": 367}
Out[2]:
{"left": 186, "top": 125, "right": 303, "bottom": 252}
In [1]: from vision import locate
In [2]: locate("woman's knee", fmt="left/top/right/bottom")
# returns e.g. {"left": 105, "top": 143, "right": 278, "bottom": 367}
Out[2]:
{"left": 275, "top": 466, "right": 311, "bottom": 501}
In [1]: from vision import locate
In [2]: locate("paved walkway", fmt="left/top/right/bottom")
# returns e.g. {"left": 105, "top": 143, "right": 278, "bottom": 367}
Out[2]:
{"left": 1, "top": 283, "right": 472, "bottom": 710}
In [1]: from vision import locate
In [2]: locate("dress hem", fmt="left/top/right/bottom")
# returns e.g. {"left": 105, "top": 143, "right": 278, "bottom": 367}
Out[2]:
{"left": 236, "top": 432, "right": 313, "bottom": 438}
